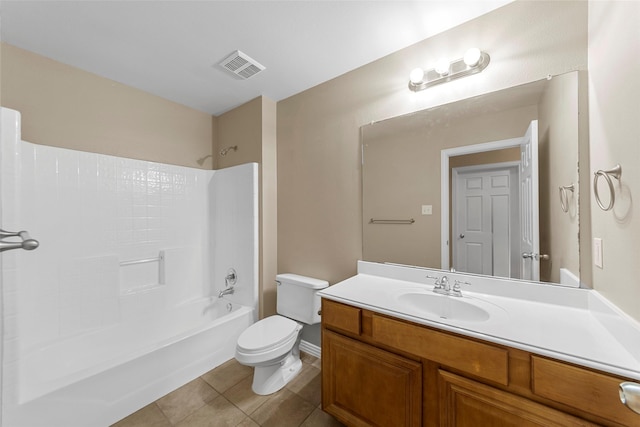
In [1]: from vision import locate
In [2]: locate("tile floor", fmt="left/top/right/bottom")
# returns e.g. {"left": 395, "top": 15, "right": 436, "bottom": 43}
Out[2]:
{"left": 112, "top": 353, "right": 345, "bottom": 427}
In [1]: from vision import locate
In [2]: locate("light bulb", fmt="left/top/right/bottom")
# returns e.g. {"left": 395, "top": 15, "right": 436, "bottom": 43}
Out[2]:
{"left": 434, "top": 57, "right": 450, "bottom": 76}
{"left": 409, "top": 68, "right": 425, "bottom": 84}
{"left": 463, "top": 48, "right": 482, "bottom": 67}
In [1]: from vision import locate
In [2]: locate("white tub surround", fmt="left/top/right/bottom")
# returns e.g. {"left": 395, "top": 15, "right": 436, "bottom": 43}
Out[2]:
{"left": 319, "top": 261, "right": 640, "bottom": 381}
{"left": 1, "top": 108, "right": 259, "bottom": 426}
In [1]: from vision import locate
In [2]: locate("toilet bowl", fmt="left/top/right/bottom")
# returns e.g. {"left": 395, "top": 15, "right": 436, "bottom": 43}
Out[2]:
{"left": 235, "top": 273, "right": 328, "bottom": 395}
{"left": 235, "top": 315, "right": 303, "bottom": 395}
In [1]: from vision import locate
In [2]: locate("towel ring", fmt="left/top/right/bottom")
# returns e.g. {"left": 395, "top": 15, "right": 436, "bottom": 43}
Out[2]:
{"left": 558, "top": 183, "right": 575, "bottom": 213}
{"left": 593, "top": 164, "right": 622, "bottom": 211}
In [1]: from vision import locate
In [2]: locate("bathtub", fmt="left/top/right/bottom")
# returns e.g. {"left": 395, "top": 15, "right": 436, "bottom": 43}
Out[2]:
{"left": 4, "top": 297, "right": 254, "bottom": 427}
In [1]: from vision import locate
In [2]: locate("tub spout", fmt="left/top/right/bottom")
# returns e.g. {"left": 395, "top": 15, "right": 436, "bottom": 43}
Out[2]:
{"left": 218, "top": 287, "right": 235, "bottom": 298}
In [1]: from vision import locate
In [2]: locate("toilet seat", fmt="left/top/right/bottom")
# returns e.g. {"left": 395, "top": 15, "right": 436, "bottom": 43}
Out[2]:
{"left": 236, "top": 315, "right": 300, "bottom": 356}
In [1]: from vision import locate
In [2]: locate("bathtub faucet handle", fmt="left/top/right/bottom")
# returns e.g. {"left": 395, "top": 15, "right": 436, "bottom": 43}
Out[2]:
{"left": 220, "top": 268, "right": 237, "bottom": 298}
{"left": 225, "top": 268, "right": 237, "bottom": 287}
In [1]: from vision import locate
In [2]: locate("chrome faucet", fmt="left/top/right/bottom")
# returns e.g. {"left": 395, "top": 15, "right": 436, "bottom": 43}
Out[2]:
{"left": 451, "top": 279, "right": 472, "bottom": 297}
{"left": 218, "top": 287, "right": 235, "bottom": 298}
{"left": 428, "top": 274, "right": 450, "bottom": 295}
{"left": 427, "top": 275, "right": 471, "bottom": 297}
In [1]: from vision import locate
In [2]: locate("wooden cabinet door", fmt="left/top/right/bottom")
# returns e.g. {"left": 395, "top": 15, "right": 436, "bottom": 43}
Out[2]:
{"left": 438, "top": 370, "right": 597, "bottom": 427}
{"left": 322, "top": 329, "right": 422, "bottom": 427}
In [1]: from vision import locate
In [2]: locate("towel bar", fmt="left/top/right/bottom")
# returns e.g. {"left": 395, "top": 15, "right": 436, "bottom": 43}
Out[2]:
{"left": 369, "top": 218, "right": 415, "bottom": 224}
{"left": 0, "top": 228, "right": 39, "bottom": 252}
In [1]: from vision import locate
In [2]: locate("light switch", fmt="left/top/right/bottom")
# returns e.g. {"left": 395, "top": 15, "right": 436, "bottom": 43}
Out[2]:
{"left": 422, "top": 205, "right": 433, "bottom": 215}
{"left": 594, "top": 238, "right": 603, "bottom": 269}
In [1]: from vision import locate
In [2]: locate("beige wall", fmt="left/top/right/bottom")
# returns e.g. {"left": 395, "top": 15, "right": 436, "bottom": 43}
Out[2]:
{"left": 217, "top": 97, "right": 263, "bottom": 168}
{"left": 217, "top": 96, "right": 278, "bottom": 318}
{"left": 260, "top": 97, "right": 278, "bottom": 318}
{"left": 278, "top": 1, "right": 588, "bottom": 285}
{"left": 0, "top": 43, "right": 213, "bottom": 169}
{"left": 588, "top": 1, "right": 640, "bottom": 320}
{"left": 538, "top": 72, "right": 581, "bottom": 284}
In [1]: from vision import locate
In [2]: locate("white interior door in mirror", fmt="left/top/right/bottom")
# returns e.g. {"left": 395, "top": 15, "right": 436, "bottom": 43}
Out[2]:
{"left": 520, "top": 120, "right": 540, "bottom": 281}
{"left": 453, "top": 165, "right": 519, "bottom": 278}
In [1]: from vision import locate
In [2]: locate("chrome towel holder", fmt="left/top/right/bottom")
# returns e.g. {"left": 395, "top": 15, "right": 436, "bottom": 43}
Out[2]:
{"left": 0, "top": 228, "right": 39, "bottom": 252}
{"left": 369, "top": 218, "right": 415, "bottom": 225}
{"left": 558, "top": 183, "right": 575, "bottom": 213}
{"left": 593, "top": 164, "right": 622, "bottom": 211}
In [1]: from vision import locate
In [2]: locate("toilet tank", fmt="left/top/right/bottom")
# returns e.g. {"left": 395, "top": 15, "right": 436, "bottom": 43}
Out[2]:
{"left": 276, "top": 273, "right": 329, "bottom": 324}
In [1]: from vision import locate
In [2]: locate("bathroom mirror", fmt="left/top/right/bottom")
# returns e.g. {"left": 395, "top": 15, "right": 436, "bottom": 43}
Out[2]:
{"left": 362, "top": 71, "right": 586, "bottom": 286}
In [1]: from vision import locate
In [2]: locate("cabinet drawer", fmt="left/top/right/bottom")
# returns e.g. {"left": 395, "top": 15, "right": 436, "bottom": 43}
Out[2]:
{"left": 532, "top": 356, "right": 640, "bottom": 426}
{"left": 322, "top": 299, "right": 362, "bottom": 335}
{"left": 372, "top": 314, "right": 509, "bottom": 385}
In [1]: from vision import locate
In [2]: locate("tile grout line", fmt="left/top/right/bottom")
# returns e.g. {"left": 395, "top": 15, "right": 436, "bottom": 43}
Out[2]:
{"left": 153, "top": 401, "right": 174, "bottom": 426}
{"left": 116, "top": 354, "right": 327, "bottom": 426}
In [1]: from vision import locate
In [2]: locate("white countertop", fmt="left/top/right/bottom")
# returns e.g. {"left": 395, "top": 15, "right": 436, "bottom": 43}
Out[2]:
{"left": 319, "top": 261, "right": 640, "bottom": 381}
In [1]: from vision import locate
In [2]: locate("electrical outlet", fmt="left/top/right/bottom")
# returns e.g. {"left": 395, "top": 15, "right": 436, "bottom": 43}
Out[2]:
{"left": 421, "top": 205, "right": 433, "bottom": 215}
{"left": 594, "top": 238, "right": 603, "bottom": 269}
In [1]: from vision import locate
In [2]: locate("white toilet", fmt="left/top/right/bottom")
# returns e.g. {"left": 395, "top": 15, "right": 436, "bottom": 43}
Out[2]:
{"left": 235, "top": 273, "right": 328, "bottom": 395}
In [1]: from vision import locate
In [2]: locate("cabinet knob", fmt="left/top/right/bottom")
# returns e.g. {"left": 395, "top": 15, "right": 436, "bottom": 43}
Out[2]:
{"left": 619, "top": 382, "right": 640, "bottom": 414}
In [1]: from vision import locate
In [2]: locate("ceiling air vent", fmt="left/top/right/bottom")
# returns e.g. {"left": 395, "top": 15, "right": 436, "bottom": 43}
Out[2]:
{"left": 219, "top": 50, "right": 265, "bottom": 80}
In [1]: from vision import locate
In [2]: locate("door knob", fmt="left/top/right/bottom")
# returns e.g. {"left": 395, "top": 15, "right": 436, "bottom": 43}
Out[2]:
{"left": 459, "top": 233, "right": 465, "bottom": 239}
{"left": 522, "top": 252, "right": 550, "bottom": 261}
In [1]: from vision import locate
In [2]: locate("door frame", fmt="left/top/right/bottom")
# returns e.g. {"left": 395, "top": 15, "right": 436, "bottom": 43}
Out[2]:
{"left": 441, "top": 137, "right": 522, "bottom": 270}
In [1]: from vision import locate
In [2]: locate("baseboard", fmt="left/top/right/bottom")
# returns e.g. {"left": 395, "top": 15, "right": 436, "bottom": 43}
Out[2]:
{"left": 299, "top": 340, "right": 321, "bottom": 359}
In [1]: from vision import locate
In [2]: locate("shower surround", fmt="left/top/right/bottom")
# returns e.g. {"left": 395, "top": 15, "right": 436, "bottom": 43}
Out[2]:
{"left": 0, "top": 108, "right": 258, "bottom": 426}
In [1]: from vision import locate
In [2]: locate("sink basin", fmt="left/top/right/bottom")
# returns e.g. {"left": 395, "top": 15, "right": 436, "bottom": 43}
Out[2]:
{"left": 396, "top": 292, "right": 491, "bottom": 322}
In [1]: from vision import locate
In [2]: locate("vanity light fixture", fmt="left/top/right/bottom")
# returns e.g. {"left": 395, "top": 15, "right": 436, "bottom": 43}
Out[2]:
{"left": 409, "top": 48, "right": 490, "bottom": 92}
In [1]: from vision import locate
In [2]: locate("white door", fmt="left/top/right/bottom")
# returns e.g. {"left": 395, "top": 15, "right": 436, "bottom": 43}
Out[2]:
{"left": 453, "top": 165, "right": 518, "bottom": 277}
{"left": 519, "top": 120, "right": 540, "bottom": 281}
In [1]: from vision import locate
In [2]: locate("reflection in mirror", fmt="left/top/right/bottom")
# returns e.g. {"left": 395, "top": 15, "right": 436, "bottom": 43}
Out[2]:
{"left": 362, "top": 72, "right": 585, "bottom": 286}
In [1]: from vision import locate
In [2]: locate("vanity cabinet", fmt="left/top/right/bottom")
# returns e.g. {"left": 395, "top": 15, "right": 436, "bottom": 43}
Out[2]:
{"left": 321, "top": 298, "right": 640, "bottom": 427}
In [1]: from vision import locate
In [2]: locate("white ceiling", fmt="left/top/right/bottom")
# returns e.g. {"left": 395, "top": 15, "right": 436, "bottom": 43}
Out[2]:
{"left": 0, "top": 1, "right": 512, "bottom": 116}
